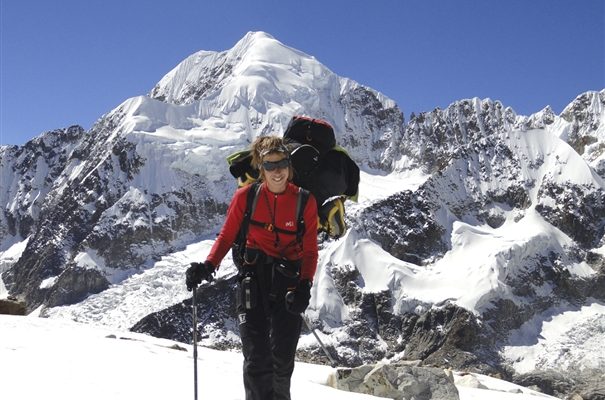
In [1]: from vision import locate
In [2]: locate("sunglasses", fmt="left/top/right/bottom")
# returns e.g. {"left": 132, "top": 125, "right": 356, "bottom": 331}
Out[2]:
{"left": 262, "top": 158, "right": 290, "bottom": 171}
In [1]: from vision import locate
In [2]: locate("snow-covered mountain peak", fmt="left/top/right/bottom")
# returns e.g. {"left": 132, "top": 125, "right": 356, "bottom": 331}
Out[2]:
{"left": 141, "top": 32, "right": 403, "bottom": 170}
{"left": 149, "top": 30, "right": 331, "bottom": 110}
{"left": 556, "top": 89, "right": 605, "bottom": 177}
{"left": 561, "top": 89, "right": 605, "bottom": 122}
{"left": 228, "top": 30, "right": 312, "bottom": 66}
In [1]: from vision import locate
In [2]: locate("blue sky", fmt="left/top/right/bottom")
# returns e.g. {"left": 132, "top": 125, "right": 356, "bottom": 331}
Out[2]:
{"left": 1, "top": 0, "right": 603, "bottom": 145}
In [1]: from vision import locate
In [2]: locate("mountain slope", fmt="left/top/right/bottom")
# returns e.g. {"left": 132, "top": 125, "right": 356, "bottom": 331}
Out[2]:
{"left": 1, "top": 31, "right": 604, "bottom": 399}
{"left": 1, "top": 32, "right": 404, "bottom": 310}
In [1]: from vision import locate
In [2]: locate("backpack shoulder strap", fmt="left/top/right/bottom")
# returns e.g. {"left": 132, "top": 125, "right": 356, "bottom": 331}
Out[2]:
{"left": 239, "top": 182, "right": 262, "bottom": 244}
{"left": 295, "top": 187, "right": 311, "bottom": 244}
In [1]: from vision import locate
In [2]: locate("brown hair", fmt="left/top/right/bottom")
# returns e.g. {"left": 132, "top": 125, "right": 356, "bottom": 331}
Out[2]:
{"left": 250, "top": 136, "right": 293, "bottom": 181}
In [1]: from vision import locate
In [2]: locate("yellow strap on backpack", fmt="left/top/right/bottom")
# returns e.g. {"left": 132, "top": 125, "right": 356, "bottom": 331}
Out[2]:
{"left": 238, "top": 171, "right": 259, "bottom": 187}
{"left": 318, "top": 197, "right": 347, "bottom": 238}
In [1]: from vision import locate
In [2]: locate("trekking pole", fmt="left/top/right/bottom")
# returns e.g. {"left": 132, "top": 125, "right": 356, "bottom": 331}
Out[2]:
{"left": 192, "top": 285, "right": 199, "bottom": 400}
{"left": 300, "top": 313, "right": 338, "bottom": 368}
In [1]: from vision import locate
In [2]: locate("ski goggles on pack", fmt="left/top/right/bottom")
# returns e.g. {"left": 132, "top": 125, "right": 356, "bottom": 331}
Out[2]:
{"left": 261, "top": 158, "right": 290, "bottom": 171}
{"left": 260, "top": 143, "right": 290, "bottom": 157}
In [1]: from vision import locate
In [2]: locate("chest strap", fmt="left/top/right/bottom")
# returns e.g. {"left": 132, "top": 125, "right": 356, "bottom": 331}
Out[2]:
{"left": 247, "top": 186, "right": 310, "bottom": 247}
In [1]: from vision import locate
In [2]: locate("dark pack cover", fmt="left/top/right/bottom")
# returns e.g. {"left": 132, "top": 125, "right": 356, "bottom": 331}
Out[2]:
{"left": 290, "top": 143, "right": 320, "bottom": 180}
{"left": 283, "top": 116, "right": 336, "bottom": 157}
{"left": 292, "top": 148, "right": 360, "bottom": 207}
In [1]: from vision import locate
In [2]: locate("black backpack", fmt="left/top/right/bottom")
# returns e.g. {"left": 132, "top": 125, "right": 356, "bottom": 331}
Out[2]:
{"left": 232, "top": 182, "right": 310, "bottom": 268}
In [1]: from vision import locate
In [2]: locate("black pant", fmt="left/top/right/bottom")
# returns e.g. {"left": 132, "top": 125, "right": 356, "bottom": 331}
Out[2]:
{"left": 237, "top": 261, "right": 302, "bottom": 400}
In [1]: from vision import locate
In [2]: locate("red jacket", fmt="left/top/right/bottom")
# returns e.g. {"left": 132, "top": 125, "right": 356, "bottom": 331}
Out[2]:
{"left": 206, "top": 182, "right": 319, "bottom": 281}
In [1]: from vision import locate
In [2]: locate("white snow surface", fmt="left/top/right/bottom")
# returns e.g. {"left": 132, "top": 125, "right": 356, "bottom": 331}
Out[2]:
{"left": 0, "top": 315, "right": 558, "bottom": 400}
{"left": 503, "top": 300, "right": 605, "bottom": 373}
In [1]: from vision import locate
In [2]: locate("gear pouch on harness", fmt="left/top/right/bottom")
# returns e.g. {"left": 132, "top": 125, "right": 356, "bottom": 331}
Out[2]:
{"left": 236, "top": 274, "right": 258, "bottom": 310}
{"left": 268, "top": 259, "right": 301, "bottom": 302}
{"left": 235, "top": 247, "right": 264, "bottom": 311}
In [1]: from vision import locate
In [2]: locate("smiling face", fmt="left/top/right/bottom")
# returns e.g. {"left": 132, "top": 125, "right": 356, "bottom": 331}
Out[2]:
{"left": 261, "top": 152, "right": 291, "bottom": 194}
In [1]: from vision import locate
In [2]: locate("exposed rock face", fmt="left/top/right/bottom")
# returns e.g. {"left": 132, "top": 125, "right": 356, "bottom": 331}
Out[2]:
{"left": 131, "top": 275, "right": 240, "bottom": 349}
{"left": 562, "top": 91, "right": 605, "bottom": 178}
{"left": 357, "top": 189, "right": 446, "bottom": 264}
{"left": 0, "top": 126, "right": 84, "bottom": 241}
{"left": 513, "top": 370, "right": 578, "bottom": 398}
{"left": 150, "top": 52, "right": 233, "bottom": 105}
{"left": 535, "top": 182, "right": 605, "bottom": 249}
{"left": 328, "top": 362, "right": 460, "bottom": 400}
{"left": 0, "top": 298, "right": 27, "bottom": 315}
{"left": 403, "top": 305, "right": 486, "bottom": 369}
{"left": 577, "top": 384, "right": 605, "bottom": 400}
{"left": 403, "top": 98, "right": 516, "bottom": 174}
{"left": 339, "top": 85, "right": 406, "bottom": 170}
{"left": 512, "top": 369, "right": 605, "bottom": 400}
{"left": 45, "top": 267, "right": 110, "bottom": 308}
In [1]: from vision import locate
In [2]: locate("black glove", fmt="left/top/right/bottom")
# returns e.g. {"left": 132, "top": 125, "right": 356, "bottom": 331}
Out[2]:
{"left": 186, "top": 261, "right": 215, "bottom": 291}
{"left": 285, "top": 279, "right": 312, "bottom": 314}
